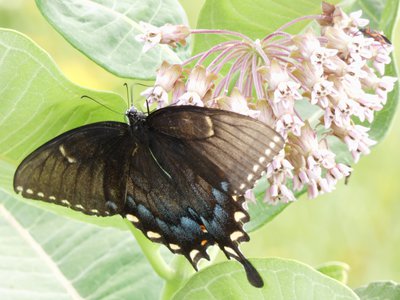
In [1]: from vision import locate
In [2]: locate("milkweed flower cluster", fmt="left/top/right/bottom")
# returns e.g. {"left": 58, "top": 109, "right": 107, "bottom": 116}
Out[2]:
{"left": 137, "top": 2, "right": 396, "bottom": 204}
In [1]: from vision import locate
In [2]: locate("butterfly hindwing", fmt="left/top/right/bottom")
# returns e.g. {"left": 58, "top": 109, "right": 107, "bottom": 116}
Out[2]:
{"left": 124, "top": 134, "right": 251, "bottom": 269}
{"left": 125, "top": 106, "right": 284, "bottom": 287}
{"left": 14, "top": 122, "right": 135, "bottom": 216}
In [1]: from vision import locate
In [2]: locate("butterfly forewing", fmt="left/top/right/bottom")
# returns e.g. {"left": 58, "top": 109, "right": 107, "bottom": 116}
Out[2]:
{"left": 147, "top": 106, "right": 285, "bottom": 194}
{"left": 14, "top": 122, "right": 135, "bottom": 216}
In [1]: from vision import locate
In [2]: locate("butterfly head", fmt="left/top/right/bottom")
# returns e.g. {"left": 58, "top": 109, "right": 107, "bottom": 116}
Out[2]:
{"left": 126, "top": 106, "right": 146, "bottom": 127}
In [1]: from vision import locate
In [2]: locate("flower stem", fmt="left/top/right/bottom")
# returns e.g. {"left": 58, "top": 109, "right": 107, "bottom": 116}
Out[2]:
{"left": 161, "top": 256, "right": 194, "bottom": 300}
{"left": 126, "top": 220, "right": 198, "bottom": 299}
{"left": 190, "top": 29, "right": 253, "bottom": 42}
{"left": 125, "top": 220, "right": 176, "bottom": 281}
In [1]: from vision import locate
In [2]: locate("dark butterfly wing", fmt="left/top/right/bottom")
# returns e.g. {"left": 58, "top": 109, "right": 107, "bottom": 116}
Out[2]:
{"left": 148, "top": 106, "right": 284, "bottom": 194}
{"left": 124, "top": 106, "right": 284, "bottom": 287}
{"left": 14, "top": 105, "right": 284, "bottom": 288}
{"left": 14, "top": 122, "right": 135, "bottom": 216}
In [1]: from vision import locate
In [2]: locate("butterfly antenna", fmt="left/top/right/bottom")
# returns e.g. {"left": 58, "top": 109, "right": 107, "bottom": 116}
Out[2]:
{"left": 81, "top": 95, "right": 123, "bottom": 115}
{"left": 123, "top": 83, "right": 131, "bottom": 109}
{"left": 146, "top": 99, "right": 151, "bottom": 114}
{"left": 128, "top": 82, "right": 153, "bottom": 114}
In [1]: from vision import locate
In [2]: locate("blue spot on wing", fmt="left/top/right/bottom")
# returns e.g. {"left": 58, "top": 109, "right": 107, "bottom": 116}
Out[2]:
{"left": 220, "top": 181, "right": 229, "bottom": 192}
{"left": 156, "top": 218, "right": 171, "bottom": 235}
{"left": 126, "top": 195, "right": 136, "bottom": 209}
{"left": 181, "top": 217, "right": 200, "bottom": 233}
{"left": 212, "top": 188, "right": 228, "bottom": 204}
{"left": 138, "top": 204, "right": 153, "bottom": 219}
{"left": 200, "top": 205, "right": 230, "bottom": 237}
{"left": 214, "top": 204, "right": 229, "bottom": 220}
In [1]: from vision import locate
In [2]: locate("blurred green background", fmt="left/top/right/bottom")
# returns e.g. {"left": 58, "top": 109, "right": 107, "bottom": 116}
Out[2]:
{"left": 1, "top": 0, "right": 399, "bottom": 289}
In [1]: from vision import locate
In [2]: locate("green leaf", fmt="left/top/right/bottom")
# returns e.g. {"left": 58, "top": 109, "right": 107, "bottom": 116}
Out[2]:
{"left": 194, "top": 0, "right": 340, "bottom": 54}
{"left": 348, "top": 0, "right": 400, "bottom": 142}
{"left": 370, "top": 0, "right": 400, "bottom": 141}
{"left": 0, "top": 28, "right": 128, "bottom": 228}
{"left": 172, "top": 258, "right": 359, "bottom": 300}
{"left": 355, "top": 281, "right": 400, "bottom": 300}
{"left": 316, "top": 261, "right": 350, "bottom": 284}
{"left": 35, "top": 0, "right": 190, "bottom": 79}
{"left": 0, "top": 189, "right": 162, "bottom": 300}
{"left": 349, "top": 0, "right": 386, "bottom": 28}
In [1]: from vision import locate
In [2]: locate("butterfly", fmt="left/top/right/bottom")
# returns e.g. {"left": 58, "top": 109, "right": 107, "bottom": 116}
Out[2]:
{"left": 14, "top": 105, "right": 285, "bottom": 288}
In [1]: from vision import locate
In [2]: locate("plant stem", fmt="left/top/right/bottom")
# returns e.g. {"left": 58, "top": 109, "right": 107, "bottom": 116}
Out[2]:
{"left": 161, "top": 256, "right": 193, "bottom": 300}
{"left": 125, "top": 220, "right": 176, "bottom": 281}
{"left": 125, "top": 220, "right": 197, "bottom": 299}
{"left": 126, "top": 220, "right": 221, "bottom": 299}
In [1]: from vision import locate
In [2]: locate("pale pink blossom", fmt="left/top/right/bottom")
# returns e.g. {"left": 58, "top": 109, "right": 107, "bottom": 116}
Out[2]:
{"left": 136, "top": 22, "right": 189, "bottom": 52}
{"left": 141, "top": 62, "right": 182, "bottom": 107}
{"left": 216, "top": 88, "right": 260, "bottom": 118}
{"left": 266, "top": 152, "right": 294, "bottom": 183}
{"left": 176, "top": 65, "right": 217, "bottom": 106}
{"left": 327, "top": 163, "right": 352, "bottom": 184}
{"left": 332, "top": 123, "right": 377, "bottom": 162}
{"left": 311, "top": 79, "right": 335, "bottom": 108}
{"left": 265, "top": 183, "right": 296, "bottom": 204}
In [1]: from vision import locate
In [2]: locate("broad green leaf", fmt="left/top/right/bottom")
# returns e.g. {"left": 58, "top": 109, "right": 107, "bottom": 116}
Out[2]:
{"left": 36, "top": 0, "right": 190, "bottom": 79}
{"left": 355, "top": 281, "right": 400, "bottom": 300}
{"left": 172, "top": 258, "right": 359, "bottom": 300}
{"left": 349, "top": 0, "right": 400, "bottom": 141}
{"left": 0, "top": 29, "right": 128, "bottom": 228}
{"left": 316, "top": 261, "right": 350, "bottom": 284}
{"left": 0, "top": 189, "right": 162, "bottom": 300}
{"left": 349, "top": 0, "right": 386, "bottom": 28}
{"left": 370, "top": 0, "right": 400, "bottom": 141}
{"left": 194, "top": 0, "right": 340, "bottom": 54}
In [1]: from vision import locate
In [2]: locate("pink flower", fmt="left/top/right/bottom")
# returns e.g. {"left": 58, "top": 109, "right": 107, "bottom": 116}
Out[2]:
{"left": 311, "top": 79, "right": 336, "bottom": 108}
{"left": 255, "top": 99, "right": 276, "bottom": 128}
{"left": 327, "top": 163, "right": 352, "bottom": 184}
{"left": 266, "top": 152, "right": 294, "bottom": 183}
{"left": 176, "top": 65, "right": 217, "bottom": 106}
{"left": 216, "top": 88, "right": 260, "bottom": 118}
{"left": 141, "top": 61, "right": 182, "bottom": 107}
{"left": 292, "top": 31, "right": 339, "bottom": 71}
{"left": 308, "top": 177, "right": 333, "bottom": 198}
{"left": 331, "top": 123, "right": 377, "bottom": 162}
{"left": 372, "top": 45, "right": 393, "bottom": 75}
{"left": 273, "top": 81, "right": 302, "bottom": 105}
{"left": 136, "top": 22, "right": 190, "bottom": 52}
{"left": 377, "top": 76, "right": 397, "bottom": 104}
{"left": 264, "top": 183, "right": 296, "bottom": 204}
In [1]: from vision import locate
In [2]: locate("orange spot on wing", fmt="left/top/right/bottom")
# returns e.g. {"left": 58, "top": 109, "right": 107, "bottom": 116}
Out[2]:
{"left": 200, "top": 224, "right": 207, "bottom": 232}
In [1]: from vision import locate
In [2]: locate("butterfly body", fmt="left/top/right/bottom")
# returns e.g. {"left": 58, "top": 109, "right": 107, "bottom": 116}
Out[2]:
{"left": 14, "top": 105, "right": 285, "bottom": 288}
